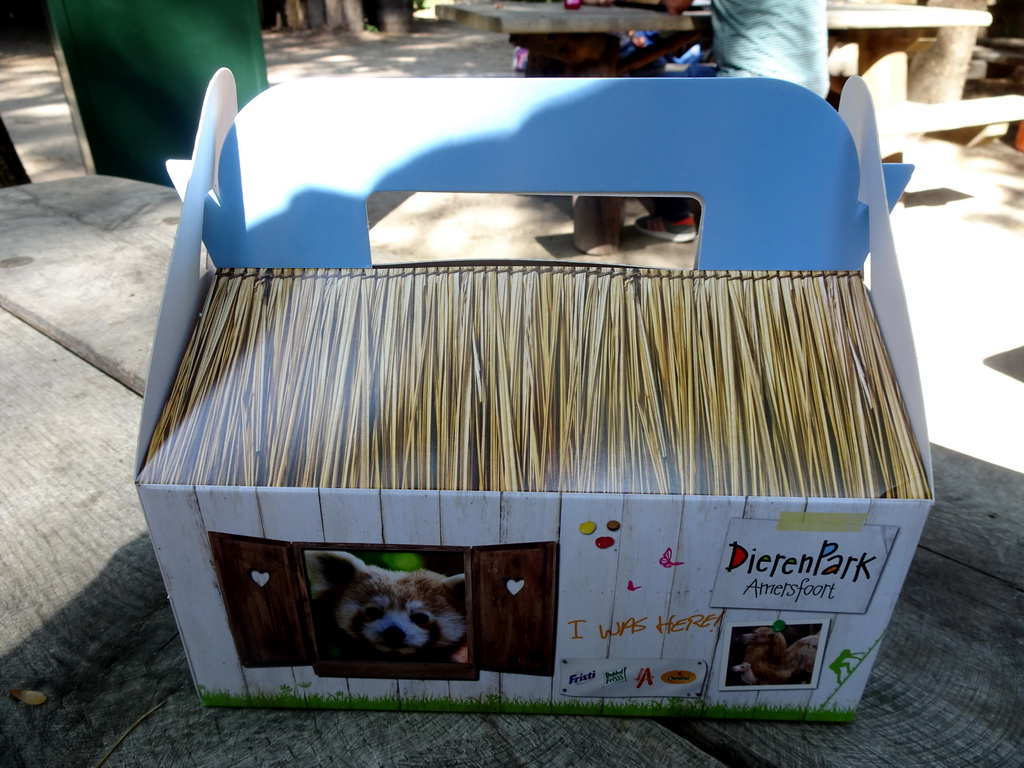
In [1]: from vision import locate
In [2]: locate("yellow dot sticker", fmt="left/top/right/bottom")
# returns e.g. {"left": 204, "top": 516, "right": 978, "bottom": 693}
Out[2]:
{"left": 578, "top": 521, "right": 597, "bottom": 535}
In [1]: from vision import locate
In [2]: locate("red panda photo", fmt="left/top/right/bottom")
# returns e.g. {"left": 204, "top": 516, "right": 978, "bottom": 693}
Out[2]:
{"left": 304, "top": 550, "right": 468, "bottom": 664}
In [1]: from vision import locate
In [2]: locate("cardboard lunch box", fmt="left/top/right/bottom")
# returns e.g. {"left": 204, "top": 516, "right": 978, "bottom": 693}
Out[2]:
{"left": 135, "top": 70, "right": 932, "bottom": 720}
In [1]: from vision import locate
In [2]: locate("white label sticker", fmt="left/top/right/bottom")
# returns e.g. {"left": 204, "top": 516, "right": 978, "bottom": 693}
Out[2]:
{"left": 560, "top": 658, "right": 706, "bottom": 698}
{"left": 710, "top": 519, "right": 893, "bottom": 613}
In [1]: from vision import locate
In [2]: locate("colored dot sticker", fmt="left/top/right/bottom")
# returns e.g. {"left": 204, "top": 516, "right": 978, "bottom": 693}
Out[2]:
{"left": 606, "top": 520, "right": 621, "bottom": 531}
{"left": 772, "top": 620, "right": 787, "bottom": 632}
{"left": 578, "top": 521, "right": 597, "bottom": 535}
{"left": 595, "top": 536, "right": 615, "bottom": 549}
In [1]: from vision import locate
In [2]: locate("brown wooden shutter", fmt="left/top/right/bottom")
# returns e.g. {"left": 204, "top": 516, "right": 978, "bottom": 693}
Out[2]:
{"left": 473, "top": 541, "right": 557, "bottom": 676}
{"left": 208, "top": 532, "right": 312, "bottom": 666}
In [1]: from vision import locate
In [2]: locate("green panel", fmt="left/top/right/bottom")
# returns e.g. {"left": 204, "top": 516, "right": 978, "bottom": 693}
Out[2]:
{"left": 45, "top": 0, "right": 267, "bottom": 185}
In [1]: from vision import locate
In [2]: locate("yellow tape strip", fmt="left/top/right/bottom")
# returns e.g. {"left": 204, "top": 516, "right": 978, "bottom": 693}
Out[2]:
{"left": 776, "top": 511, "right": 868, "bottom": 532}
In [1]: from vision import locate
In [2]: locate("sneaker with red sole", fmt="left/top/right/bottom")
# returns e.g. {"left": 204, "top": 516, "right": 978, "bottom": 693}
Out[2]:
{"left": 635, "top": 214, "right": 697, "bottom": 243}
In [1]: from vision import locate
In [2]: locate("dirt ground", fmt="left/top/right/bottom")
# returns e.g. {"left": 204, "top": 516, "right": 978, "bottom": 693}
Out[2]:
{"left": 263, "top": 16, "right": 519, "bottom": 81}
{"left": 0, "top": 17, "right": 522, "bottom": 182}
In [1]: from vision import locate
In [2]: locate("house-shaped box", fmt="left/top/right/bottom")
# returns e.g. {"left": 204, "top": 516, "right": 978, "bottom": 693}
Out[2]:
{"left": 135, "top": 72, "right": 931, "bottom": 720}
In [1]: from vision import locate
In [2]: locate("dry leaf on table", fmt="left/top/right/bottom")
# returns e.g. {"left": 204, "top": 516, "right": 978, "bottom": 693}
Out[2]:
{"left": 9, "top": 689, "right": 47, "bottom": 705}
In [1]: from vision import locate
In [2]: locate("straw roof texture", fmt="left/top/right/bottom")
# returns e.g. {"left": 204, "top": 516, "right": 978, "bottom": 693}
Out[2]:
{"left": 139, "top": 266, "right": 929, "bottom": 499}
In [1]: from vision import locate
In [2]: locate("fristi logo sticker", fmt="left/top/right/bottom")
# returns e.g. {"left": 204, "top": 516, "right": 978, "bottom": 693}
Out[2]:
{"left": 709, "top": 518, "right": 894, "bottom": 614}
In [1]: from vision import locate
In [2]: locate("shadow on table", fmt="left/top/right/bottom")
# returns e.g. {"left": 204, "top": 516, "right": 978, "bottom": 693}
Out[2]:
{"left": 984, "top": 345, "right": 1024, "bottom": 384}
{"left": 1, "top": 534, "right": 699, "bottom": 766}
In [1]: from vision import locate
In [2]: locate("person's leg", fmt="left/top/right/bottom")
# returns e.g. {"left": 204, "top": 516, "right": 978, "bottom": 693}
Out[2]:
{"left": 636, "top": 202, "right": 697, "bottom": 242}
{"left": 653, "top": 197, "right": 692, "bottom": 221}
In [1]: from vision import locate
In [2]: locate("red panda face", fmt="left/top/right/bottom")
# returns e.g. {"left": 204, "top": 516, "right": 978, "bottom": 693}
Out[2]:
{"left": 306, "top": 550, "right": 466, "bottom": 660}
{"left": 337, "top": 569, "right": 466, "bottom": 656}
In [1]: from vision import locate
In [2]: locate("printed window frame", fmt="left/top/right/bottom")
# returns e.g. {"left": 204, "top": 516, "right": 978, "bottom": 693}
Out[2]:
{"left": 209, "top": 532, "right": 558, "bottom": 681}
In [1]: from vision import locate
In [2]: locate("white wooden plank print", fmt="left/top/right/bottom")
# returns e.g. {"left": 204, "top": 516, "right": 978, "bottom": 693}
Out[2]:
{"left": 254, "top": 486, "right": 340, "bottom": 704}
{"left": 441, "top": 490, "right": 501, "bottom": 707}
{"left": 703, "top": 497, "right": 801, "bottom": 712}
{"left": 195, "top": 485, "right": 261, "bottom": 537}
{"left": 665, "top": 495, "right": 744, "bottom": 703}
{"left": 497, "top": 492, "right": 560, "bottom": 711}
{"left": 138, "top": 484, "right": 248, "bottom": 700}
{"left": 379, "top": 490, "right": 450, "bottom": 708}
{"left": 756, "top": 498, "right": 872, "bottom": 715}
{"left": 319, "top": 488, "right": 382, "bottom": 543}
{"left": 804, "top": 498, "right": 930, "bottom": 716}
{"left": 601, "top": 495, "right": 684, "bottom": 710}
{"left": 323, "top": 488, "right": 396, "bottom": 706}
{"left": 257, "top": 486, "right": 323, "bottom": 541}
{"left": 140, "top": 480, "right": 931, "bottom": 718}
{"left": 197, "top": 485, "right": 304, "bottom": 701}
{"left": 553, "top": 493, "right": 622, "bottom": 710}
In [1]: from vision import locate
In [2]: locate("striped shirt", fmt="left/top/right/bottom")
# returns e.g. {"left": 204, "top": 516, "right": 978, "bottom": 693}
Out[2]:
{"left": 711, "top": 0, "right": 829, "bottom": 97}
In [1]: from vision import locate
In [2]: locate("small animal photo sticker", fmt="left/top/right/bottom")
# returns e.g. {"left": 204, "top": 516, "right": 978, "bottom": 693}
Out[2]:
{"left": 302, "top": 547, "right": 469, "bottom": 666}
{"left": 718, "top": 620, "right": 830, "bottom": 691}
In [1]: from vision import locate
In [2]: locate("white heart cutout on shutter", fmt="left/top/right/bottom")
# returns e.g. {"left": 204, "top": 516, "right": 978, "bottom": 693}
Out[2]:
{"left": 250, "top": 570, "right": 270, "bottom": 587}
{"left": 506, "top": 578, "right": 525, "bottom": 596}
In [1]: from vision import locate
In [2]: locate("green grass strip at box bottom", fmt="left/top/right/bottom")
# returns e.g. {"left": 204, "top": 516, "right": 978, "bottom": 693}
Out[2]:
{"left": 197, "top": 687, "right": 856, "bottom": 722}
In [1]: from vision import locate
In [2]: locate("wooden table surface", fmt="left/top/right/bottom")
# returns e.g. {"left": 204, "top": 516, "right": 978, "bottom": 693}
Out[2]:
{"left": 437, "top": 1, "right": 992, "bottom": 37}
{"left": 436, "top": 1, "right": 993, "bottom": 88}
{"left": 438, "top": 2, "right": 709, "bottom": 35}
{"left": 1, "top": 175, "right": 1021, "bottom": 766}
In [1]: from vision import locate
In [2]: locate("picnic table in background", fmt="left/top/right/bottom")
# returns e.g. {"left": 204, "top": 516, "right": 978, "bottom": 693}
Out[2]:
{"left": 437, "top": 0, "right": 1021, "bottom": 254}
{"left": 442, "top": 0, "right": 712, "bottom": 76}
{"left": 827, "top": 3, "right": 1024, "bottom": 157}
{"left": 440, "top": 1, "right": 711, "bottom": 76}
{"left": 438, "top": 1, "right": 992, "bottom": 100}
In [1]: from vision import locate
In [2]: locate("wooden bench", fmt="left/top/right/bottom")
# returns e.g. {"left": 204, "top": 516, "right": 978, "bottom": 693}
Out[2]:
{"left": 875, "top": 93, "right": 1024, "bottom": 157}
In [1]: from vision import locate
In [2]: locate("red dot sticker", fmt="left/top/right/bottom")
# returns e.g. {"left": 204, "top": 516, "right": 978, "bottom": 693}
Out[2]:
{"left": 595, "top": 536, "right": 615, "bottom": 549}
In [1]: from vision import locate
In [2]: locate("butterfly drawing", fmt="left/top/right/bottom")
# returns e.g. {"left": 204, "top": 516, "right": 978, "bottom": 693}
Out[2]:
{"left": 659, "top": 547, "right": 684, "bottom": 568}
{"left": 627, "top": 580, "right": 641, "bottom": 591}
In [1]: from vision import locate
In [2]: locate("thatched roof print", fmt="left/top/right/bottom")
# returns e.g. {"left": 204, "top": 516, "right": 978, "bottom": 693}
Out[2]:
{"left": 139, "top": 266, "right": 929, "bottom": 499}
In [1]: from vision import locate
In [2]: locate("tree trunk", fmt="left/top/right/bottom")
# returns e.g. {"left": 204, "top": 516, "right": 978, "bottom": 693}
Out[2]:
{"left": 907, "top": 0, "right": 988, "bottom": 103}
{"left": 324, "top": 0, "right": 344, "bottom": 28}
{"left": 342, "top": 0, "right": 365, "bottom": 30}
{"left": 259, "top": 0, "right": 286, "bottom": 28}
{"left": 283, "top": 0, "right": 308, "bottom": 28}
{"left": 282, "top": 0, "right": 344, "bottom": 29}
{"left": 376, "top": 0, "right": 412, "bottom": 33}
{"left": 325, "top": 0, "right": 364, "bottom": 30}
{"left": 0, "top": 116, "right": 31, "bottom": 188}
{"left": 306, "top": 0, "right": 327, "bottom": 29}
